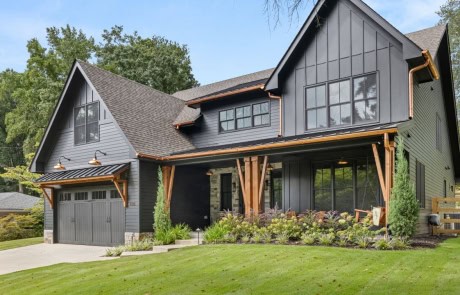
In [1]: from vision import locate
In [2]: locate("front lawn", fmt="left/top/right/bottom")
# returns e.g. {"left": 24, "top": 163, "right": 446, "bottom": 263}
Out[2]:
{"left": 0, "top": 238, "right": 459, "bottom": 294}
{"left": 0, "top": 237, "right": 42, "bottom": 251}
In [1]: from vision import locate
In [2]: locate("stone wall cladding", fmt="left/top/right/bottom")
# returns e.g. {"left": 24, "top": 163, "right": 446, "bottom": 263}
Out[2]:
{"left": 124, "top": 232, "right": 153, "bottom": 245}
{"left": 43, "top": 230, "right": 54, "bottom": 244}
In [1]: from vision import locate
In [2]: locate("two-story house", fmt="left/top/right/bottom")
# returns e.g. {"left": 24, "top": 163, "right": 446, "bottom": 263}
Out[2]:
{"left": 31, "top": 0, "right": 459, "bottom": 246}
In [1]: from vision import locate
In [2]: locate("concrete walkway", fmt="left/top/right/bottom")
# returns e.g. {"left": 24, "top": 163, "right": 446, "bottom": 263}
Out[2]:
{"left": 0, "top": 243, "right": 116, "bottom": 275}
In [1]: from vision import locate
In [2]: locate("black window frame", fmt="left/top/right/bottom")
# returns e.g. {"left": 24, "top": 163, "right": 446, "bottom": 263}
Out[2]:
{"left": 304, "top": 72, "right": 379, "bottom": 132}
{"left": 74, "top": 101, "right": 100, "bottom": 145}
{"left": 352, "top": 74, "right": 378, "bottom": 124}
{"left": 91, "top": 191, "right": 107, "bottom": 200}
{"left": 270, "top": 169, "right": 283, "bottom": 209}
{"left": 328, "top": 79, "right": 351, "bottom": 127}
{"left": 436, "top": 113, "right": 442, "bottom": 152}
{"left": 218, "top": 101, "right": 271, "bottom": 133}
{"left": 235, "top": 105, "right": 252, "bottom": 129}
{"left": 220, "top": 173, "right": 233, "bottom": 211}
{"left": 253, "top": 101, "right": 270, "bottom": 127}
{"left": 58, "top": 192, "right": 72, "bottom": 202}
{"left": 305, "top": 84, "right": 328, "bottom": 130}
{"left": 74, "top": 192, "right": 88, "bottom": 201}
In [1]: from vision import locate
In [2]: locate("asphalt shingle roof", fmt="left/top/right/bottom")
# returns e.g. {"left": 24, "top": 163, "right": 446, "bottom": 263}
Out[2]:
{"left": 406, "top": 24, "right": 446, "bottom": 57}
{"left": 78, "top": 61, "right": 196, "bottom": 156}
{"left": 172, "top": 68, "right": 274, "bottom": 101}
{"left": 0, "top": 192, "right": 40, "bottom": 211}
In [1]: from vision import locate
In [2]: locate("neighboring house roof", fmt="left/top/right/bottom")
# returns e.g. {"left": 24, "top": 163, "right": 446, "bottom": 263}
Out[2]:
{"left": 0, "top": 192, "right": 40, "bottom": 211}
{"left": 35, "top": 163, "right": 129, "bottom": 183}
{"left": 78, "top": 61, "right": 196, "bottom": 157}
{"left": 406, "top": 24, "right": 446, "bottom": 58}
{"left": 173, "top": 68, "right": 274, "bottom": 101}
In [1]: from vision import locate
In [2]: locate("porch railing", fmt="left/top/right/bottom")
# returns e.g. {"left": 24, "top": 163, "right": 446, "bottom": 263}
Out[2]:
{"left": 432, "top": 197, "right": 460, "bottom": 234}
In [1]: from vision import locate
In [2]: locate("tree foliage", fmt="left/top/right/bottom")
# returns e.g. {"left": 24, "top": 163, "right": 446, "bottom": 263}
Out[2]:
{"left": 438, "top": 0, "right": 460, "bottom": 106}
{"left": 0, "top": 154, "right": 42, "bottom": 195}
{"left": 389, "top": 136, "right": 419, "bottom": 238}
{"left": 97, "top": 26, "right": 198, "bottom": 94}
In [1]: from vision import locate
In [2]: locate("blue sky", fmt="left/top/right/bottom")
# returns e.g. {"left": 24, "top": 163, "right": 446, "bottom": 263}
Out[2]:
{"left": 0, "top": 0, "right": 445, "bottom": 85}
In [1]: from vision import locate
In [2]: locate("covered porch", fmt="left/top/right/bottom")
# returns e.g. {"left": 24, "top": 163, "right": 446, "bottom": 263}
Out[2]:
{"left": 155, "top": 128, "right": 397, "bottom": 229}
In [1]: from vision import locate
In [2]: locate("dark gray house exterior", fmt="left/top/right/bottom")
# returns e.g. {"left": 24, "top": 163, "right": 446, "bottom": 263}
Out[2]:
{"left": 31, "top": 0, "right": 459, "bottom": 246}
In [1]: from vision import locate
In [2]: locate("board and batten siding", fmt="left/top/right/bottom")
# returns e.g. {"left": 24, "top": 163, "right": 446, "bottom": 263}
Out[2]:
{"left": 400, "top": 72, "right": 456, "bottom": 234}
{"left": 139, "top": 160, "right": 158, "bottom": 233}
{"left": 42, "top": 75, "right": 140, "bottom": 234}
{"left": 281, "top": 0, "right": 408, "bottom": 137}
{"left": 189, "top": 93, "right": 279, "bottom": 148}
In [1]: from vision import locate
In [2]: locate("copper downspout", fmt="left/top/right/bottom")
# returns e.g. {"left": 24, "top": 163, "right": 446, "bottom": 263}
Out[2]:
{"left": 408, "top": 50, "right": 440, "bottom": 118}
{"left": 267, "top": 92, "right": 283, "bottom": 137}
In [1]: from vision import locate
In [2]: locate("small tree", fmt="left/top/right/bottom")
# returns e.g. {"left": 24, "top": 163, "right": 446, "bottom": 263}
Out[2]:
{"left": 153, "top": 167, "right": 171, "bottom": 234}
{"left": 389, "top": 136, "right": 419, "bottom": 238}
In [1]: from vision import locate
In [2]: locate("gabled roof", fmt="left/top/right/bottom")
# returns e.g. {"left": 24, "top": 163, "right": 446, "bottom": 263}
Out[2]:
{"left": 265, "top": 0, "right": 423, "bottom": 91}
{"left": 78, "top": 61, "right": 195, "bottom": 157}
{"left": 31, "top": 61, "right": 196, "bottom": 172}
{"left": 173, "top": 68, "right": 273, "bottom": 101}
{"left": 173, "top": 106, "right": 201, "bottom": 127}
{"left": 0, "top": 192, "right": 40, "bottom": 211}
{"left": 406, "top": 24, "right": 446, "bottom": 58}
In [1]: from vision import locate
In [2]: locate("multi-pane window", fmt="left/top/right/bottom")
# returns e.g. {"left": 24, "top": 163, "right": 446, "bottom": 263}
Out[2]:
{"left": 353, "top": 74, "right": 377, "bottom": 123}
{"left": 74, "top": 102, "right": 99, "bottom": 145}
{"left": 219, "top": 102, "right": 270, "bottom": 132}
{"left": 270, "top": 169, "right": 283, "bottom": 209}
{"left": 58, "top": 193, "right": 71, "bottom": 201}
{"left": 313, "top": 164, "right": 332, "bottom": 211}
{"left": 436, "top": 114, "right": 442, "bottom": 152}
{"left": 253, "top": 102, "right": 270, "bottom": 126}
{"left": 220, "top": 173, "right": 233, "bottom": 211}
{"left": 110, "top": 190, "right": 121, "bottom": 199}
{"left": 236, "top": 106, "right": 252, "bottom": 129}
{"left": 219, "top": 109, "right": 235, "bottom": 132}
{"left": 306, "top": 85, "right": 327, "bottom": 129}
{"left": 92, "top": 191, "right": 106, "bottom": 200}
{"left": 329, "top": 80, "right": 351, "bottom": 126}
{"left": 75, "top": 192, "right": 88, "bottom": 201}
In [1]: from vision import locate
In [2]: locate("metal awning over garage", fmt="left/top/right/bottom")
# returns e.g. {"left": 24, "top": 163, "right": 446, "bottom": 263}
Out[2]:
{"left": 36, "top": 163, "right": 130, "bottom": 208}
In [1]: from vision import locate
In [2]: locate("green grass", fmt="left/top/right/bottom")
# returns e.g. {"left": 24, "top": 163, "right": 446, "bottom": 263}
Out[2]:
{"left": 0, "top": 237, "right": 42, "bottom": 251}
{"left": 1, "top": 238, "right": 459, "bottom": 295}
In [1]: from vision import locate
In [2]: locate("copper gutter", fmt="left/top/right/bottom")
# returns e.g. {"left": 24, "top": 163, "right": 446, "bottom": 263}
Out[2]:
{"left": 408, "top": 50, "right": 440, "bottom": 118}
{"left": 174, "top": 120, "right": 196, "bottom": 129}
{"left": 185, "top": 83, "right": 265, "bottom": 106}
{"left": 137, "top": 128, "right": 398, "bottom": 161}
{"left": 267, "top": 92, "right": 283, "bottom": 137}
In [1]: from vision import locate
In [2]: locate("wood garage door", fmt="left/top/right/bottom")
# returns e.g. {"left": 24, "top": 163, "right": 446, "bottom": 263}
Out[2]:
{"left": 57, "top": 188, "right": 125, "bottom": 246}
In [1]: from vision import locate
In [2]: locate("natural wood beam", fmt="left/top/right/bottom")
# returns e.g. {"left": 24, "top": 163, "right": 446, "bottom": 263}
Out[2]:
{"left": 244, "top": 157, "right": 252, "bottom": 216}
{"left": 251, "top": 156, "right": 261, "bottom": 215}
{"left": 40, "top": 186, "right": 54, "bottom": 209}
{"left": 258, "top": 156, "right": 268, "bottom": 210}
{"left": 167, "top": 165, "right": 176, "bottom": 208}
{"left": 236, "top": 159, "right": 247, "bottom": 209}
{"left": 372, "top": 144, "right": 386, "bottom": 198}
{"left": 113, "top": 178, "right": 128, "bottom": 207}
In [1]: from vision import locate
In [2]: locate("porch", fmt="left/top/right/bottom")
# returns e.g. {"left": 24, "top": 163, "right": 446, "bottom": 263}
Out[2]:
{"left": 160, "top": 130, "right": 396, "bottom": 229}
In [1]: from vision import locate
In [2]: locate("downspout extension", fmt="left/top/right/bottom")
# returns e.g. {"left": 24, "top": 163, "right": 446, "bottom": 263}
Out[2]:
{"left": 267, "top": 92, "right": 283, "bottom": 137}
{"left": 408, "top": 50, "right": 440, "bottom": 119}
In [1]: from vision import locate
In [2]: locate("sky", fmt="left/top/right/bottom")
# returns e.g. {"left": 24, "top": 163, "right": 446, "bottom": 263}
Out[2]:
{"left": 0, "top": 0, "right": 446, "bottom": 85}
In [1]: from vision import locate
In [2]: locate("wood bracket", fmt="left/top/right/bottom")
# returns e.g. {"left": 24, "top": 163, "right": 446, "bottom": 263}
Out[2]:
{"left": 236, "top": 159, "right": 248, "bottom": 210}
{"left": 162, "top": 165, "right": 175, "bottom": 210}
{"left": 258, "top": 156, "right": 269, "bottom": 206}
{"left": 40, "top": 185, "right": 54, "bottom": 209}
{"left": 112, "top": 177, "right": 128, "bottom": 207}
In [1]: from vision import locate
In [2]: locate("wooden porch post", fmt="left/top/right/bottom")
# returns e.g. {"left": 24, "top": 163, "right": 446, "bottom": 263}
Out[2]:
{"left": 161, "top": 165, "right": 175, "bottom": 210}
{"left": 251, "top": 156, "right": 261, "bottom": 215}
{"left": 244, "top": 157, "right": 252, "bottom": 216}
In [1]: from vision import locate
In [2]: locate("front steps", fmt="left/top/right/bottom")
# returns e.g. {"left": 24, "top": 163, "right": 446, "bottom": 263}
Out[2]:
{"left": 120, "top": 232, "right": 202, "bottom": 257}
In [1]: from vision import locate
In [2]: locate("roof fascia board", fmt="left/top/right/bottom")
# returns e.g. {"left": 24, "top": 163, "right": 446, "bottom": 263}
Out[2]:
{"left": 30, "top": 60, "right": 78, "bottom": 173}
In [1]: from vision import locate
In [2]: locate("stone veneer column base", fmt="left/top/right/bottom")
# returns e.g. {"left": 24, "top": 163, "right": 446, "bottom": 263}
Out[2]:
{"left": 124, "top": 232, "right": 153, "bottom": 245}
{"left": 44, "top": 230, "right": 54, "bottom": 244}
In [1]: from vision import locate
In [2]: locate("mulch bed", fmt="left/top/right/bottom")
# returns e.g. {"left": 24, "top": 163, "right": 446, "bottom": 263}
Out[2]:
{"left": 410, "top": 234, "right": 452, "bottom": 248}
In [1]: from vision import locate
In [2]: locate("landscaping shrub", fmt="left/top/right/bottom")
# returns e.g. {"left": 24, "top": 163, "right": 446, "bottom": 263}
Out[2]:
{"left": 204, "top": 223, "right": 229, "bottom": 244}
{"left": 389, "top": 237, "right": 410, "bottom": 250}
{"left": 374, "top": 239, "right": 391, "bottom": 250}
{"left": 389, "top": 136, "right": 419, "bottom": 238}
{"left": 267, "top": 215, "right": 301, "bottom": 240}
{"left": 0, "top": 214, "right": 37, "bottom": 241}
{"left": 153, "top": 167, "right": 171, "bottom": 235}
{"left": 170, "top": 223, "right": 191, "bottom": 240}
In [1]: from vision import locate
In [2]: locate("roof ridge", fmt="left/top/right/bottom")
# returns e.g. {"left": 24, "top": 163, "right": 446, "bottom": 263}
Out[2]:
{"left": 405, "top": 24, "right": 446, "bottom": 36}
{"left": 77, "top": 60, "right": 184, "bottom": 103}
{"left": 174, "top": 67, "right": 274, "bottom": 94}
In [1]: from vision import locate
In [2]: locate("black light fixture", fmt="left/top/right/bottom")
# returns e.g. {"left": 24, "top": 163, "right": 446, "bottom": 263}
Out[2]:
{"left": 54, "top": 156, "right": 71, "bottom": 170}
{"left": 88, "top": 150, "right": 107, "bottom": 166}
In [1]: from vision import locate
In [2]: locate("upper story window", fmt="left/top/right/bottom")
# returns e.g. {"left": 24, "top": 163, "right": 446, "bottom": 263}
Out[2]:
{"left": 219, "top": 101, "right": 270, "bottom": 132}
{"left": 305, "top": 73, "right": 378, "bottom": 131}
{"left": 74, "top": 102, "right": 99, "bottom": 145}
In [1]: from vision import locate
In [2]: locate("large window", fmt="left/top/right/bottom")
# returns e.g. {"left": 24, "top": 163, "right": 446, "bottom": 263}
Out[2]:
{"left": 219, "top": 101, "right": 270, "bottom": 132}
{"left": 329, "top": 80, "right": 351, "bottom": 126}
{"left": 74, "top": 102, "right": 99, "bottom": 145}
{"left": 220, "top": 173, "right": 233, "bottom": 211}
{"left": 306, "top": 85, "right": 327, "bottom": 129}
{"left": 313, "top": 158, "right": 381, "bottom": 213}
{"left": 353, "top": 74, "right": 377, "bottom": 123}
{"left": 270, "top": 169, "right": 283, "bottom": 209}
{"left": 305, "top": 73, "right": 378, "bottom": 130}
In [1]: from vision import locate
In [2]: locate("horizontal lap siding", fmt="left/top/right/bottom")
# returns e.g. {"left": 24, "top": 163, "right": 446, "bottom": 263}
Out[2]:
{"left": 190, "top": 94, "right": 279, "bottom": 148}
{"left": 401, "top": 76, "right": 455, "bottom": 234}
{"left": 125, "top": 160, "right": 140, "bottom": 233}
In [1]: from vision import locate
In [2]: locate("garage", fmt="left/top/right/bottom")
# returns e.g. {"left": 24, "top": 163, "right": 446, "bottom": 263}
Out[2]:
{"left": 57, "top": 187, "right": 125, "bottom": 246}
{"left": 36, "top": 163, "right": 130, "bottom": 246}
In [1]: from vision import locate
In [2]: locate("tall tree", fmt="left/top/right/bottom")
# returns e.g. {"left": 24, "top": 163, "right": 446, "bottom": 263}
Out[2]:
{"left": 96, "top": 26, "right": 199, "bottom": 94}
{"left": 438, "top": 0, "right": 460, "bottom": 107}
{"left": 4, "top": 25, "right": 95, "bottom": 155}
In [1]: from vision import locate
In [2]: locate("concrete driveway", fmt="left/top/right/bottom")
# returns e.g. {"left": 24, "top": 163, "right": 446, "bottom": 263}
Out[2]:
{"left": 0, "top": 243, "right": 116, "bottom": 275}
